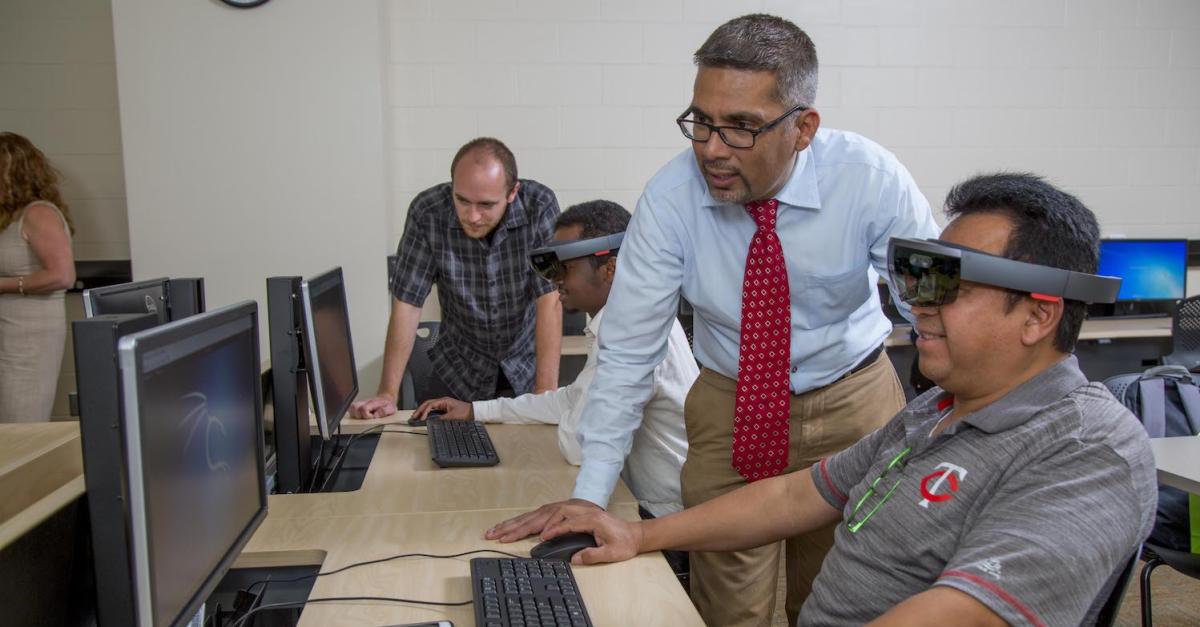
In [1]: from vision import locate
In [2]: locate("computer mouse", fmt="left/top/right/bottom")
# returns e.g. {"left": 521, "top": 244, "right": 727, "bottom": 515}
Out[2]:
{"left": 407, "top": 410, "right": 443, "bottom": 427}
{"left": 530, "top": 532, "right": 598, "bottom": 561}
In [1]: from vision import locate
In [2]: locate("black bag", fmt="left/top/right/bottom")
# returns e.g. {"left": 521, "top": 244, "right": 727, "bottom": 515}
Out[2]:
{"left": 1103, "top": 366, "right": 1200, "bottom": 552}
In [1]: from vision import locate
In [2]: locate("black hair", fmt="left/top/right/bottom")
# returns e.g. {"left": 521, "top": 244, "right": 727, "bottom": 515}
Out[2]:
{"left": 555, "top": 200, "right": 631, "bottom": 268}
{"left": 943, "top": 172, "right": 1101, "bottom": 353}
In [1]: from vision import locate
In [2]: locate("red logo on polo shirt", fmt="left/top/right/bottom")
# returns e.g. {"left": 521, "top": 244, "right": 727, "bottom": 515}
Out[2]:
{"left": 919, "top": 462, "right": 968, "bottom": 508}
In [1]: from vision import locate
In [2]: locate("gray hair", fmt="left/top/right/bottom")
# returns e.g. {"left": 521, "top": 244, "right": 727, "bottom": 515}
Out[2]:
{"left": 693, "top": 14, "right": 818, "bottom": 107}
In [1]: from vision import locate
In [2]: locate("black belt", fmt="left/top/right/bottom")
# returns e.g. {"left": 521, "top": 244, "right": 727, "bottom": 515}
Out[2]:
{"left": 843, "top": 343, "right": 885, "bottom": 379}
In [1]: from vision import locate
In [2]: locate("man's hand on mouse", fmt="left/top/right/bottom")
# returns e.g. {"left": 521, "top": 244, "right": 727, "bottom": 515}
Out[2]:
{"left": 413, "top": 397, "right": 472, "bottom": 421}
{"left": 542, "top": 506, "right": 644, "bottom": 566}
{"left": 486, "top": 499, "right": 602, "bottom": 543}
{"left": 349, "top": 393, "right": 398, "bottom": 419}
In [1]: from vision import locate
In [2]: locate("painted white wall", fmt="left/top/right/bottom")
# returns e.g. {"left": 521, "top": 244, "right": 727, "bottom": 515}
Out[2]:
{"left": 384, "top": 0, "right": 1200, "bottom": 248}
{"left": 0, "top": 0, "right": 128, "bottom": 260}
{"left": 110, "top": 0, "right": 391, "bottom": 386}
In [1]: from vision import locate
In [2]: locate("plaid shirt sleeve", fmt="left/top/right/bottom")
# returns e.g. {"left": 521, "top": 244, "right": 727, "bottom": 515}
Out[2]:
{"left": 390, "top": 192, "right": 438, "bottom": 306}
{"left": 525, "top": 182, "right": 561, "bottom": 299}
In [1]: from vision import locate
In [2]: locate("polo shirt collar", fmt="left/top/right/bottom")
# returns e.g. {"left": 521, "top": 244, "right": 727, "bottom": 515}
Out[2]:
{"left": 700, "top": 148, "right": 822, "bottom": 211}
{"left": 959, "top": 355, "right": 1088, "bottom": 433}
{"left": 897, "top": 355, "right": 1088, "bottom": 444}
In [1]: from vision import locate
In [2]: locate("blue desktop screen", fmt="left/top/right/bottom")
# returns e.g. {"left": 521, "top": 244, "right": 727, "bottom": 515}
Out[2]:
{"left": 1098, "top": 240, "right": 1187, "bottom": 301}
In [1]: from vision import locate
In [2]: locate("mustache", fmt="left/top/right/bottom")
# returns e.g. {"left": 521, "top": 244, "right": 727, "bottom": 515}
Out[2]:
{"left": 703, "top": 159, "right": 738, "bottom": 175}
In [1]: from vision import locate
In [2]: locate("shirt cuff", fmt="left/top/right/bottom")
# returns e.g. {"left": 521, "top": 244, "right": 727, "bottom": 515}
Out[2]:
{"left": 472, "top": 400, "right": 501, "bottom": 423}
{"left": 810, "top": 459, "right": 849, "bottom": 509}
{"left": 936, "top": 571, "right": 1046, "bottom": 627}
{"left": 570, "top": 460, "right": 622, "bottom": 510}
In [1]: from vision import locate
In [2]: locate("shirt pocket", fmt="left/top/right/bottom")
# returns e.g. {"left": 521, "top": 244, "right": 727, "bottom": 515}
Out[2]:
{"left": 792, "top": 262, "right": 872, "bottom": 329}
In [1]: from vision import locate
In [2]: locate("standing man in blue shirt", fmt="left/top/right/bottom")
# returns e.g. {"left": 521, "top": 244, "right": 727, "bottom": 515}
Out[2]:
{"left": 485, "top": 14, "right": 939, "bottom": 626}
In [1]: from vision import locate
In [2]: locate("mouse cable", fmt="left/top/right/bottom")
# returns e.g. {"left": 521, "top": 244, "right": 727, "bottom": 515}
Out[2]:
{"left": 316, "top": 422, "right": 429, "bottom": 490}
{"left": 240, "top": 548, "right": 526, "bottom": 602}
{"left": 229, "top": 594, "right": 471, "bottom": 627}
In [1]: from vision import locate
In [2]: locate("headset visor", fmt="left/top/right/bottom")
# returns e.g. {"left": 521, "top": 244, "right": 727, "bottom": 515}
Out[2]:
{"left": 889, "top": 240, "right": 965, "bottom": 307}
{"left": 888, "top": 237, "right": 1122, "bottom": 307}
{"left": 529, "top": 232, "right": 624, "bottom": 282}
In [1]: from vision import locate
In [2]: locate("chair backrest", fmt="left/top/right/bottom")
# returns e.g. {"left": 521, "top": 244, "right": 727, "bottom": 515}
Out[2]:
{"left": 398, "top": 321, "right": 440, "bottom": 409}
{"left": 1168, "top": 294, "right": 1200, "bottom": 371}
{"left": 1086, "top": 547, "right": 1141, "bottom": 627}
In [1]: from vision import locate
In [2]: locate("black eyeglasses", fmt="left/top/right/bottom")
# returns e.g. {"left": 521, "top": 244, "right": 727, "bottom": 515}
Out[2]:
{"left": 676, "top": 103, "right": 809, "bottom": 149}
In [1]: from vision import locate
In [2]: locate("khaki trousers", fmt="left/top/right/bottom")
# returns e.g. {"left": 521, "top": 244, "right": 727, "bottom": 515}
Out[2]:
{"left": 681, "top": 353, "right": 905, "bottom": 627}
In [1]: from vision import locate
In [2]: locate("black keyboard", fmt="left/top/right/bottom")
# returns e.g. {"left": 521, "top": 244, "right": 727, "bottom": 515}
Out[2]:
{"left": 426, "top": 419, "right": 499, "bottom": 467}
{"left": 471, "top": 557, "right": 593, "bottom": 627}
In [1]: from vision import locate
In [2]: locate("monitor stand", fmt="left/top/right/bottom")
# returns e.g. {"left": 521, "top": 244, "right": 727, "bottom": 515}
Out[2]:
{"left": 308, "top": 432, "right": 382, "bottom": 493}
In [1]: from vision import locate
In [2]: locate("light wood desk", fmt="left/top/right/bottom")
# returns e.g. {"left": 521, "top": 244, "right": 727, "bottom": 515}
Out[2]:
{"left": 0, "top": 417, "right": 693, "bottom": 625}
{"left": 0, "top": 422, "right": 85, "bottom": 549}
{"left": 271, "top": 414, "right": 636, "bottom": 519}
{"left": 1149, "top": 435, "right": 1200, "bottom": 495}
{"left": 561, "top": 334, "right": 588, "bottom": 356}
{"left": 238, "top": 506, "right": 702, "bottom": 626}
{"left": 249, "top": 413, "right": 698, "bottom": 625}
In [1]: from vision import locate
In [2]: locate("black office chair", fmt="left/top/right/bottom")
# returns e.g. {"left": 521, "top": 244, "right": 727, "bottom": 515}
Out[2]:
{"left": 1102, "top": 372, "right": 1200, "bottom": 627}
{"left": 398, "top": 321, "right": 440, "bottom": 410}
{"left": 1139, "top": 543, "right": 1200, "bottom": 626}
{"left": 1162, "top": 295, "right": 1200, "bottom": 372}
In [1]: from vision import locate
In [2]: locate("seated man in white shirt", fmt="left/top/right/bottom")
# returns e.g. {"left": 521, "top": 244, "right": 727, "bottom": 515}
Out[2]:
{"left": 412, "top": 200, "right": 700, "bottom": 523}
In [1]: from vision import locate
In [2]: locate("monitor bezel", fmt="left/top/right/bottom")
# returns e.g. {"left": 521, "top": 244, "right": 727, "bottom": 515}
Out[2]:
{"left": 117, "top": 301, "right": 268, "bottom": 627}
{"left": 83, "top": 277, "right": 172, "bottom": 324}
{"left": 299, "top": 266, "right": 359, "bottom": 441}
{"left": 1098, "top": 238, "right": 1189, "bottom": 303}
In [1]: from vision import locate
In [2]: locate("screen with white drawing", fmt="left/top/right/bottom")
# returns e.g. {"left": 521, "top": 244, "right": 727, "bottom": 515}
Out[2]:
{"left": 134, "top": 312, "right": 264, "bottom": 627}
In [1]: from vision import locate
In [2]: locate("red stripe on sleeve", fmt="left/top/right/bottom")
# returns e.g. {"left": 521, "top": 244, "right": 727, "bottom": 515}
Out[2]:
{"left": 939, "top": 570, "right": 1046, "bottom": 627}
{"left": 818, "top": 458, "right": 847, "bottom": 504}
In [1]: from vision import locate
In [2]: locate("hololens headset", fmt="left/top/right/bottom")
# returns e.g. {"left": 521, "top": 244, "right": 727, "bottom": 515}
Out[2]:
{"left": 888, "top": 237, "right": 1122, "bottom": 307}
{"left": 529, "top": 232, "right": 624, "bottom": 282}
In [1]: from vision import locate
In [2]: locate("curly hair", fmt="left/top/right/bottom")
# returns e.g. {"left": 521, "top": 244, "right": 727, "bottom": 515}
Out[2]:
{"left": 0, "top": 132, "right": 74, "bottom": 234}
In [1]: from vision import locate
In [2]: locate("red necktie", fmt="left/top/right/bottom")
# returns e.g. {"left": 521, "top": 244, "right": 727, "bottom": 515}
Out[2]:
{"left": 732, "top": 198, "right": 791, "bottom": 482}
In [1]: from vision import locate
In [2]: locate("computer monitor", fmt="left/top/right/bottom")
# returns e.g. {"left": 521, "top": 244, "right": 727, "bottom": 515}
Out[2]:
{"left": 1098, "top": 239, "right": 1187, "bottom": 302}
{"left": 299, "top": 267, "right": 359, "bottom": 440}
{"left": 83, "top": 278, "right": 170, "bottom": 324}
{"left": 116, "top": 301, "right": 267, "bottom": 627}
{"left": 82, "top": 277, "right": 206, "bottom": 324}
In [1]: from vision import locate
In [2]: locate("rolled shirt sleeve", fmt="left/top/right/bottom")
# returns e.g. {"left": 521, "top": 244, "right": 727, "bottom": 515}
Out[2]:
{"left": 390, "top": 196, "right": 438, "bottom": 307}
{"left": 570, "top": 189, "right": 684, "bottom": 508}
{"left": 865, "top": 159, "right": 941, "bottom": 325}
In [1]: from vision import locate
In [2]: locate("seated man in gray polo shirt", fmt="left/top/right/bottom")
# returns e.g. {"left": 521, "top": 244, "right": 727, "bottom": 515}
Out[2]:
{"left": 541, "top": 173, "right": 1157, "bottom": 626}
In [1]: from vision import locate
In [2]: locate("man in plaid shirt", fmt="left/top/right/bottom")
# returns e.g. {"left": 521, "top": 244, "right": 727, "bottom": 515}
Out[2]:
{"left": 351, "top": 137, "right": 562, "bottom": 418}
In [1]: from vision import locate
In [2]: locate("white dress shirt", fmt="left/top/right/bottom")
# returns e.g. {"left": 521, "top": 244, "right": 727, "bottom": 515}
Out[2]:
{"left": 571, "top": 128, "right": 941, "bottom": 508}
{"left": 472, "top": 307, "right": 698, "bottom": 517}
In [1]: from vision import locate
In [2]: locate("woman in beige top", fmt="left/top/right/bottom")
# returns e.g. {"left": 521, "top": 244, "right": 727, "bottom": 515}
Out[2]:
{"left": 0, "top": 132, "right": 76, "bottom": 422}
